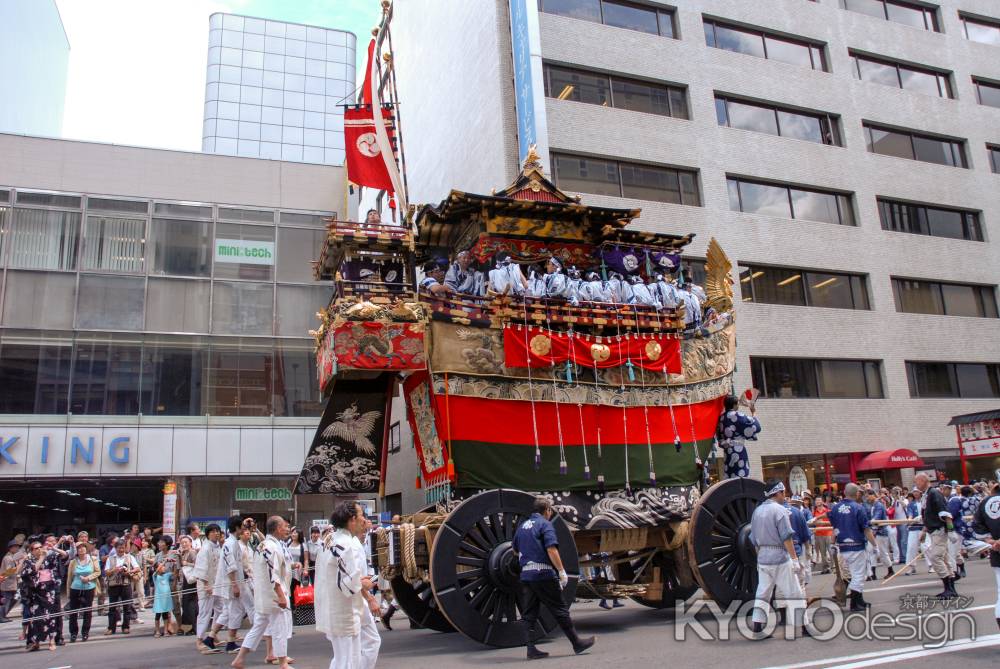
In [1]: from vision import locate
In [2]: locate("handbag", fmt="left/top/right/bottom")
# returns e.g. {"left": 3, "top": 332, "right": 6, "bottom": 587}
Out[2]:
{"left": 292, "top": 584, "right": 314, "bottom": 607}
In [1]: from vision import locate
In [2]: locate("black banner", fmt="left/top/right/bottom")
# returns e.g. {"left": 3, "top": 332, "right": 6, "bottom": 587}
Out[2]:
{"left": 295, "top": 377, "right": 390, "bottom": 494}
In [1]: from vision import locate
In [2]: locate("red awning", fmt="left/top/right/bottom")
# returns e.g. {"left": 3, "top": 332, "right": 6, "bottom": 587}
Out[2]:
{"left": 855, "top": 448, "right": 924, "bottom": 471}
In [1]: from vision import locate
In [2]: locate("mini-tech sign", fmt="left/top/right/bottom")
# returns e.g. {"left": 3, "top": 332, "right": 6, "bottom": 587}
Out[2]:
{"left": 0, "top": 434, "right": 129, "bottom": 465}
{"left": 235, "top": 487, "right": 292, "bottom": 502}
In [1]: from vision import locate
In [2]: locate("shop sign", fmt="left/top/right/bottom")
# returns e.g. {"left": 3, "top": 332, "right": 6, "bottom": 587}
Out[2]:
{"left": 788, "top": 466, "right": 808, "bottom": 495}
{"left": 0, "top": 434, "right": 129, "bottom": 466}
{"left": 234, "top": 487, "right": 292, "bottom": 502}
{"left": 957, "top": 419, "right": 1000, "bottom": 442}
{"left": 162, "top": 480, "right": 178, "bottom": 537}
{"left": 215, "top": 239, "right": 274, "bottom": 265}
{"left": 962, "top": 439, "right": 1000, "bottom": 458}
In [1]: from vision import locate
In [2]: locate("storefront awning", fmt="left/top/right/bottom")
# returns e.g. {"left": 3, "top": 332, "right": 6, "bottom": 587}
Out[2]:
{"left": 855, "top": 448, "right": 924, "bottom": 471}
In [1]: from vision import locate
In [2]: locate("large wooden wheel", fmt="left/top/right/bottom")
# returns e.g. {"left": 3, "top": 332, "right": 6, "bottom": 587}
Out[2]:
{"left": 687, "top": 478, "right": 764, "bottom": 607}
{"left": 390, "top": 575, "right": 455, "bottom": 633}
{"left": 615, "top": 549, "right": 700, "bottom": 608}
{"left": 429, "top": 489, "right": 579, "bottom": 648}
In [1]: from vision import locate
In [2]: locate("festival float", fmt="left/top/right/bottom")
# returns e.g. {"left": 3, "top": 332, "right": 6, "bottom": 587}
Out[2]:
{"left": 294, "top": 146, "right": 767, "bottom": 647}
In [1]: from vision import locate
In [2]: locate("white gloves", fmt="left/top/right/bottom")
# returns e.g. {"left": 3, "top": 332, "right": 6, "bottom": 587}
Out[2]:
{"left": 558, "top": 570, "right": 568, "bottom": 589}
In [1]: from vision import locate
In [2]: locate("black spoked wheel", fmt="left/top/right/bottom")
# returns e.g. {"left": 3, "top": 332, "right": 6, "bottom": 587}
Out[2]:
{"left": 687, "top": 478, "right": 764, "bottom": 607}
{"left": 390, "top": 575, "right": 455, "bottom": 633}
{"left": 429, "top": 489, "right": 579, "bottom": 648}
{"left": 615, "top": 549, "right": 700, "bottom": 608}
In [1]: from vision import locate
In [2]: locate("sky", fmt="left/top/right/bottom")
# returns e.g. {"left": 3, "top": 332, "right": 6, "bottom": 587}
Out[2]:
{"left": 56, "top": 0, "right": 377, "bottom": 151}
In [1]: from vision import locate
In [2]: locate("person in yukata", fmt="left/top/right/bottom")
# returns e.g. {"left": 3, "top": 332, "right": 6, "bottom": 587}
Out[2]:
{"left": 716, "top": 394, "right": 761, "bottom": 479}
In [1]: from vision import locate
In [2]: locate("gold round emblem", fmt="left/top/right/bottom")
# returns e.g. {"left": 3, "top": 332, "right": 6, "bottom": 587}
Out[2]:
{"left": 590, "top": 343, "right": 611, "bottom": 363}
{"left": 645, "top": 340, "right": 662, "bottom": 361}
{"left": 529, "top": 334, "right": 552, "bottom": 357}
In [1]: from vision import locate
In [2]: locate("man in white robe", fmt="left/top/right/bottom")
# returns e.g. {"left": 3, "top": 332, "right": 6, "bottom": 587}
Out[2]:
{"left": 488, "top": 251, "right": 528, "bottom": 296}
{"left": 231, "top": 516, "right": 294, "bottom": 669}
{"left": 194, "top": 523, "right": 223, "bottom": 653}
{"left": 352, "top": 516, "right": 381, "bottom": 669}
{"left": 316, "top": 502, "right": 366, "bottom": 669}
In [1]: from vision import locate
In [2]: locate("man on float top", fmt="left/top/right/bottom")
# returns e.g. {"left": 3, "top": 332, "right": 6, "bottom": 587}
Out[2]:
{"left": 749, "top": 480, "right": 807, "bottom": 639}
{"left": 444, "top": 250, "right": 483, "bottom": 296}
{"left": 512, "top": 497, "right": 594, "bottom": 660}
{"left": 542, "top": 257, "right": 569, "bottom": 300}
{"left": 864, "top": 490, "right": 894, "bottom": 580}
{"left": 651, "top": 273, "right": 679, "bottom": 310}
{"left": 627, "top": 274, "right": 659, "bottom": 309}
{"left": 419, "top": 259, "right": 452, "bottom": 297}
{"left": 564, "top": 266, "right": 583, "bottom": 306}
{"left": 829, "top": 483, "right": 877, "bottom": 612}
{"left": 488, "top": 251, "right": 529, "bottom": 297}
{"left": 971, "top": 483, "right": 1000, "bottom": 632}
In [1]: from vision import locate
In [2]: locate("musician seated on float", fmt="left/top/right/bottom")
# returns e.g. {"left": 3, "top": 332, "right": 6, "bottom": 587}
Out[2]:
{"left": 526, "top": 262, "right": 545, "bottom": 297}
{"left": 565, "top": 266, "right": 583, "bottom": 305}
{"left": 444, "top": 250, "right": 485, "bottom": 296}
{"left": 609, "top": 271, "right": 631, "bottom": 304}
{"left": 419, "top": 258, "right": 453, "bottom": 296}
{"left": 487, "top": 251, "right": 529, "bottom": 296}
{"left": 543, "top": 256, "right": 568, "bottom": 300}
{"left": 676, "top": 282, "right": 703, "bottom": 329}
{"left": 628, "top": 274, "right": 660, "bottom": 309}
{"left": 652, "top": 273, "right": 680, "bottom": 309}
{"left": 683, "top": 268, "right": 708, "bottom": 303}
{"left": 580, "top": 271, "right": 611, "bottom": 303}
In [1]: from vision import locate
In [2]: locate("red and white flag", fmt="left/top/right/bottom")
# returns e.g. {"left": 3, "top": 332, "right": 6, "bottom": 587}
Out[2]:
{"left": 344, "top": 106, "right": 395, "bottom": 192}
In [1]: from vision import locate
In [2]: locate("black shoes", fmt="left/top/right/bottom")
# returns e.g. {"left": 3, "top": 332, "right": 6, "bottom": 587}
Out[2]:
{"left": 849, "top": 590, "right": 870, "bottom": 612}
{"left": 526, "top": 645, "right": 550, "bottom": 660}
{"left": 886, "top": 566, "right": 894, "bottom": 577}
{"left": 571, "top": 636, "right": 595, "bottom": 654}
{"left": 381, "top": 605, "right": 396, "bottom": 630}
{"left": 935, "top": 577, "right": 957, "bottom": 599}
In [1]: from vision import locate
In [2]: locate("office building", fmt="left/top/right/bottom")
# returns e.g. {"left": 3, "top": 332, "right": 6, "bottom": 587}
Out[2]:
{"left": 202, "top": 13, "right": 357, "bottom": 165}
{"left": 383, "top": 0, "right": 1000, "bottom": 509}
{"left": 0, "top": 0, "right": 70, "bottom": 137}
{"left": 0, "top": 133, "right": 346, "bottom": 537}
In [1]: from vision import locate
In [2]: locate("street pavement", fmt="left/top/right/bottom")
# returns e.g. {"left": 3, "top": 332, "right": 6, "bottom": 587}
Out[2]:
{"left": 1, "top": 558, "right": 998, "bottom": 669}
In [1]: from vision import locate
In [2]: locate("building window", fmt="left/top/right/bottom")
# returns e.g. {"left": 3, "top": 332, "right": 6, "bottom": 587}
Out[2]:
{"left": 275, "top": 285, "right": 330, "bottom": 336}
{"left": 727, "top": 177, "right": 854, "bottom": 225}
{"left": 877, "top": 198, "right": 982, "bottom": 241}
{"left": 715, "top": 95, "right": 840, "bottom": 145}
{"left": 960, "top": 13, "right": 1000, "bottom": 45}
{"left": 538, "top": 0, "right": 676, "bottom": 38}
{"left": 891, "top": 278, "right": 998, "bottom": 317}
{"left": 840, "top": 0, "right": 939, "bottom": 32}
{"left": 70, "top": 337, "right": 145, "bottom": 415}
{"left": 145, "top": 278, "right": 211, "bottom": 333}
{"left": 0, "top": 336, "right": 72, "bottom": 414}
{"left": 150, "top": 218, "right": 213, "bottom": 277}
{"left": 863, "top": 123, "right": 967, "bottom": 168}
{"left": 81, "top": 215, "right": 147, "bottom": 273}
{"left": 273, "top": 340, "right": 323, "bottom": 417}
{"left": 141, "top": 336, "right": 207, "bottom": 416}
{"left": 76, "top": 275, "right": 146, "bottom": 330}
{"left": 204, "top": 340, "right": 273, "bottom": 416}
{"left": 906, "top": 362, "right": 1000, "bottom": 398}
{"left": 211, "top": 281, "right": 274, "bottom": 335}
{"left": 850, "top": 52, "right": 952, "bottom": 98}
{"left": 703, "top": 18, "right": 827, "bottom": 71}
{"left": 739, "top": 265, "right": 869, "bottom": 309}
{"left": 552, "top": 153, "right": 701, "bottom": 205}
{"left": 973, "top": 78, "right": 1000, "bottom": 108}
{"left": 277, "top": 227, "right": 327, "bottom": 282}
{"left": 2, "top": 271, "right": 76, "bottom": 329}
{"left": 7, "top": 209, "right": 81, "bottom": 270}
{"left": 544, "top": 64, "right": 688, "bottom": 119}
{"left": 990, "top": 145, "right": 1000, "bottom": 173}
{"left": 751, "top": 357, "right": 884, "bottom": 399}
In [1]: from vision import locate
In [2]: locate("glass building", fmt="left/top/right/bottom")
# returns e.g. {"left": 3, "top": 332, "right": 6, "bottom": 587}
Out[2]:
{"left": 201, "top": 13, "right": 357, "bottom": 165}
{"left": 0, "top": 0, "right": 69, "bottom": 137}
{"left": 0, "top": 133, "right": 348, "bottom": 537}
